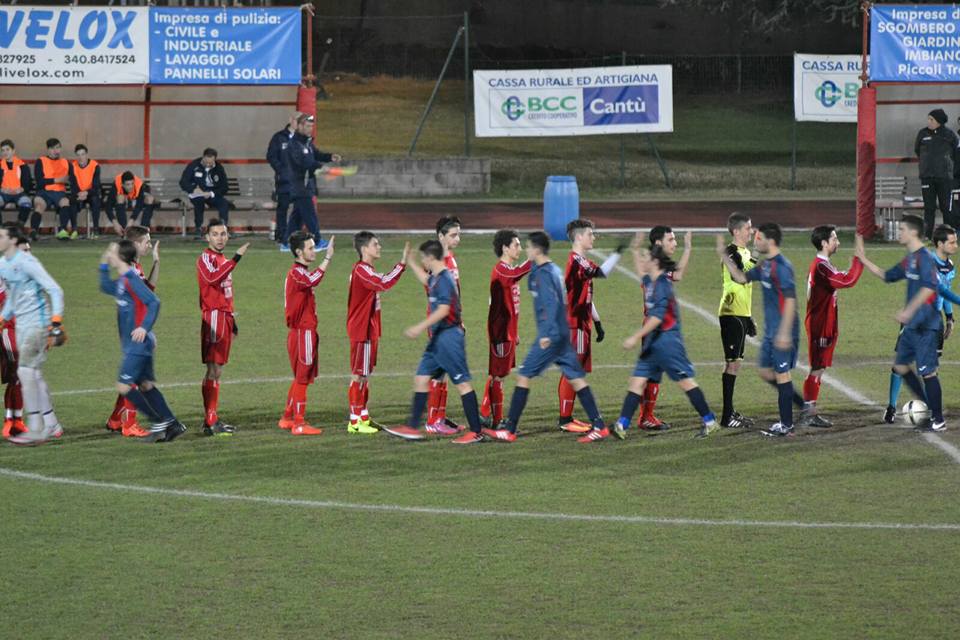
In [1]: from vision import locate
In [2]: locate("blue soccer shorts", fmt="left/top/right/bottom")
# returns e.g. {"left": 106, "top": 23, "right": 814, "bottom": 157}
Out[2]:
{"left": 517, "top": 336, "right": 585, "bottom": 380}
{"left": 118, "top": 352, "right": 156, "bottom": 385}
{"left": 895, "top": 327, "right": 939, "bottom": 375}
{"left": 632, "top": 332, "right": 695, "bottom": 382}
{"left": 758, "top": 335, "right": 798, "bottom": 374}
{"left": 416, "top": 328, "right": 472, "bottom": 383}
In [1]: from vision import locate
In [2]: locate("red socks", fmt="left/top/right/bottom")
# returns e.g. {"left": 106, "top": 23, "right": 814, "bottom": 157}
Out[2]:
{"left": 202, "top": 379, "right": 220, "bottom": 426}
{"left": 285, "top": 382, "right": 308, "bottom": 422}
{"left": 558, "top": 377, "right": 576, "bottom": 418}
{"left": 491, "top": 378, "right": 504, "bottom": 424}
{"left": 480, "top": 377, "right": 493, "bottom": 418}
{"left": 637, "top": 383, "right": 660, "bottom": 424}
{"left": 803, "top": 375, "right": 821, "bottom": 404}
{"left": 348, "top": 380, "right": 370, "bottom": 421}
{"left": 427, "top": 378, "right": 446, "bottom": 425}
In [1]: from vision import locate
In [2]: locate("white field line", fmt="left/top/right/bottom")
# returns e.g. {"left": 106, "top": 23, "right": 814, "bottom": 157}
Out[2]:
{"left": 0, "top": 466, "right": 956, "bottom": 532}
{"left": 592, "top": 250, "right": 960, "bottom": 459}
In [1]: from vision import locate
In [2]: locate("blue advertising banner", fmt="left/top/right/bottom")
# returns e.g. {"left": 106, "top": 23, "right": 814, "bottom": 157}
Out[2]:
{"left": 870, "top": 4, "right": 960, "bottom": 82}
{"left": 148, "top": 7, "right": 300, "bottom": 84}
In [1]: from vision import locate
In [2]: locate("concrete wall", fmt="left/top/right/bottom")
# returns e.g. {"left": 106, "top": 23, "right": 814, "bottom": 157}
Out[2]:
{"left": 318, "top": 158, "right": 490, "bottom": 197}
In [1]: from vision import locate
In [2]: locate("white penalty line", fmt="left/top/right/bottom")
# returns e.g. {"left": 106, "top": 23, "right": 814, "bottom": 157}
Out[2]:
{"left": 592, "top": 250, "right": 960, "bottom": 462}
{"left": 0, "top": 466, "right": 955, "bottom": 532}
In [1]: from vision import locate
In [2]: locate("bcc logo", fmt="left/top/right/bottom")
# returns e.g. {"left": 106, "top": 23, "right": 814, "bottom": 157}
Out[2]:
{"left": 501, "top": 96, "right": 526, "bottom": 121}
{"left": 815, "top": 80, "right": 842, "bottom": 108}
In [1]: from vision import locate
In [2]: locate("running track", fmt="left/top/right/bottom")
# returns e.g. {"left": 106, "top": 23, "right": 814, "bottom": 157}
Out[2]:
{"left": 321, "top": 200, "right": 855, "bottom": 231}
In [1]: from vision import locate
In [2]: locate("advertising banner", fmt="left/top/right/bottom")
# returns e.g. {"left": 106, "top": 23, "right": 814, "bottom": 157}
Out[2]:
{"left": 870, "top": 4, "right": 960, "bottom": 82}
{"left": 0, "top": 6, "right": 300, "bottom": 85}
{"left": 794, "top": 53, "right": 863, "bottom": 123}
{"left": 0, "top": 6, "right": 149, "bottom": 84}
{"left": 473, "top": 65, "right": 673, "bottom": 137}
{"left": 149, "top": 7, "right": 300, "bottom": 85}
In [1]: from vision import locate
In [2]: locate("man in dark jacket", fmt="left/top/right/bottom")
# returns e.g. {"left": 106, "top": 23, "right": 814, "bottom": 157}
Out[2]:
{"left": 180, "top": 148, "right": 230, "bottom": 238}
{"left": 266, "top": 112, "right": 299, "bottom": 250}
{"left": 915, "top": 108, "right": 960, "bottom": 237}
{"left": 283, "top": 114, "right": 340, "bottom": 249}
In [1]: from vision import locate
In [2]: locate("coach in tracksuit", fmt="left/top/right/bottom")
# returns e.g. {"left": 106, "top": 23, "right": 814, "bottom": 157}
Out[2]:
{"left": 266, "top": 113, "right": 298, "bottom": 249}
{"left": 283, "top": 114, "right": 340, "bottom": 249}
{"left": 180, "top": 148, "right": 230, "bottom": 237}
{"left": 916, "top": 108, "right": 960, "bottom": 238}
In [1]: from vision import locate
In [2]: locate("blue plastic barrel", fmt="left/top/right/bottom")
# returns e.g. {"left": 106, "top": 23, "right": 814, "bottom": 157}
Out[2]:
{"left": 543, "top": 176, "right": 579, "bottom": 241}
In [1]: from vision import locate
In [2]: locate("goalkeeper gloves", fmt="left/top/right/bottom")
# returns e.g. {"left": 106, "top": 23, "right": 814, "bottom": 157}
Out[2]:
{"left": 594, "top": 320, "right": 605, "bottom": 343}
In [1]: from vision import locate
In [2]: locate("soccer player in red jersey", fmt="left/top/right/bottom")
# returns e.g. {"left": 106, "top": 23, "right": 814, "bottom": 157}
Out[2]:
{"left": 801, "top": 226, "right": 864, "bottom": 426}
{"left": 560, "top": 219, "right": 622, "bottom": 432}
{"left": 0, "top": 235, "right": 31, "bottom": 438}
{"left": 196, "top": 218, "right": 249, "bottom": 437}
{"left": 346, "top": 232, "right": 410, "bottom": 433}
{"left": 425, "top": 215, "right": 464, "bottom": 435}
{"left": 104, "top": 225, "right": 156, "bottom": 438}
{"left": 480, "top": 229, "right": 531, "bottom": 427}
{"left": 279, "top": 231, "right": 335, "bottom": 435}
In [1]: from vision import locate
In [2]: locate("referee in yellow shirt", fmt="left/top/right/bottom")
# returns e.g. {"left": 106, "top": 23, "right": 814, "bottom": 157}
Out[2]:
{"left": 718, "top": 212, "right": 758, "bottom": 428}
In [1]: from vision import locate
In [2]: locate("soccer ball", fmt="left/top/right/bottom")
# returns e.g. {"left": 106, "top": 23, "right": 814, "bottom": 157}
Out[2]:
{"left": 902, "top": 400, "right": 931, "bottom": 426}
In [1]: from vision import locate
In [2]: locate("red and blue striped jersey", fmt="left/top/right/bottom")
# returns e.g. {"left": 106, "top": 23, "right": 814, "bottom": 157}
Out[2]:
{"left": 642, "top": 273, "right": 680, "bottom": 333}
{"left": 747, "top": 254, "right": 800, "bottom": 340}
{"left": 427, "top": 269, "right": 462, "bottom": 334}
{"left": 884, "top": 247, "right": 941, "bottom": 331}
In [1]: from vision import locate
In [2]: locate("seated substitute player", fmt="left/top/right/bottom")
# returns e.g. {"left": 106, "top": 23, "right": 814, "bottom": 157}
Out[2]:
{"left": 424, "top": 215, "right": 465, "bottom": 435}
{"left": 483, "top": 231, "right": 609, "bottom": 444}
{"left": 716, "top": 223, "right": 803, "bottom": 437}
{"left": 197, "top": 219, "right": 249, "bottom": 437}
{"left": 104, "top": 225, "right": 158, "bottom": 438}
{"left": 479, "top": 229, "right": 532, "bottom": 428}
{"left": 279, "top": 231, "right": 335, "bottom": 436}
{"left": 69, "top": 144, "right": 104, "bottom": 238}
{"left": 383, "top": 240, "right": 485, "bottom": 444}
{"left": 613, "top": 245, "right": 720, "bottom": 439}
{"left": 346, "top": 232, "right": 409, "bottom": 433}
{"left": 33, "top": 138, "right": 76, "bottom": 240}
{"left": 180, "top": 148, "right": 230, "bottom": 238}
{"left": 801, "top": 226, "right": 864, "bottom": 427}
{"left": 99, "top": 241, "right": 186, "bottom": 443}
{"left": 717, "top": 212, "right": 759, "bottom": 429}
{"left": 559, "top": 219, "right": 622, "bottom": 433}
{"left": 633, "top": 225, "right": 693, "bottom": 431}
{"left": 0, "top": 139, "right": 33, "bottom": 226}
{"left": 111, "top": 171, "right": 156, "bottom": 230}
{"left": 0, "top": 234, "right": 31, "bottom": 438}
{"left": 877, "top": 223, "right": 960, "bottom": 425}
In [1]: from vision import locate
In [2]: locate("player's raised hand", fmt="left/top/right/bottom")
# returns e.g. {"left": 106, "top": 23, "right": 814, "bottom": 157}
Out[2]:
{"left": 853, "top": 234, "right": 865, "bottom": 259}
{"left": 152, "top": 239, "right": 160, "bottom": 263}
{"left": 684, "top": 230, "right": 693, "bottom": 249}
{"left": 325, "top": 236, "right": 335, "bottom": 260}
{"left": 236, "top": 242, "right": 251, "bottom": 256}
{"left": 401, "top": 241, "right": 411, "bottom": 264}
{"left": 715, "top": 234, "right": 727, "bottom": 257}
{"left": 630, "top": 231, "right": 645, "bottom": 252}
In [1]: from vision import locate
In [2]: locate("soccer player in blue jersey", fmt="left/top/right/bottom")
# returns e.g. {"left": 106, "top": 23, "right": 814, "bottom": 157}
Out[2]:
{"left": 1, "top": 223, "right": 66, "bottom": 446}
{"left": 717, "top": 223, "right": 802, "bottom": 437}
{"left": 613, "top": 244, "right": 719, "bottom": 439}
{"left": 861, "top": 218, "right": 950, "bottom": 430}
{"left": 483, "top": 231, "right": 608, "bottom": 443}
{"left": 99, "top": 241, "right": 186, "bottom": 443}
{"left": 383, "top": 240, "right": 485, "bottom": 444}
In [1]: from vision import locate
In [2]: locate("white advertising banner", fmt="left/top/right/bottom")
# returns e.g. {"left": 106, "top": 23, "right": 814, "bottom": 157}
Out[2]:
{"left": 473, "top": 65, "right": 673, "bottom": 137}
{"left": 793, "top": 53, "right": 864, "bottom": 123}
{"left": 0, "top": 6, "right": 150, "bottom": 84}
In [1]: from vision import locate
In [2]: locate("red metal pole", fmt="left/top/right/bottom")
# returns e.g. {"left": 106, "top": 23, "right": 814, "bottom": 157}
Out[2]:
{"left": 143, "top": 85, "right": 152, "bottom": 178}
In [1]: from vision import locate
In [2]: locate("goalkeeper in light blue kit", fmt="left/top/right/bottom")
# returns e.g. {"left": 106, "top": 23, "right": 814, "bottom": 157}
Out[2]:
{"left": 0, "top": 223, "right": 66, "bottom": 445}
{"left": 100, "top": 240, "right": 187, "bottom": 443}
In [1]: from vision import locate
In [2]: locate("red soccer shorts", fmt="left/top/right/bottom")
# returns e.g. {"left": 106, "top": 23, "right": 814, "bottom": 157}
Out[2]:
{"left": 288, "top": 328, "right": 319, "bottom": 384}
{"left": 571, "top": 328, "right": 592, "bottom": 372}
{"left": 0, "top": 325, "right": 18, "bottom": 384}
{"left": 350, "top": 340, "right": 378, "bottom": 377}
{"left": 488, "top": 340, "right": 516, "bottom": 378}
{"left": 201, "top": 310, "right": 234, "bottom": 365}
{"left": 808, "top": 335, "right": 836, "bottom": 370}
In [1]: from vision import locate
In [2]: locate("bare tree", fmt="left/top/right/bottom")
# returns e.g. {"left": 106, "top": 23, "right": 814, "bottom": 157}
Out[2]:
{"left": 659, "top": 0, "right": 862, "bottom": 34}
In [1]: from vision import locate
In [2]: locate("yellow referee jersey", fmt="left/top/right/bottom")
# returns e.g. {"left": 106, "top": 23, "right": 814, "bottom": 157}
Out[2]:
{"left": 718, "top": 244, "right": 755, "bottom": 317}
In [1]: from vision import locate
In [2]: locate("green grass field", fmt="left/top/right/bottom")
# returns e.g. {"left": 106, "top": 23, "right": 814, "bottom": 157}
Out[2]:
{"left": 2, "top": 231, "right": 960, "bottom": 638}
{"left": 318, "top": 76, "right": 857, "bottom": 199}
